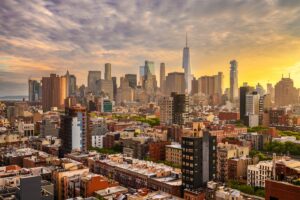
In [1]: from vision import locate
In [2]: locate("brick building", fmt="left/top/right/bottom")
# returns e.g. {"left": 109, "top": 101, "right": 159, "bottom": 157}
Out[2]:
{"left": 265, "top": 179, "right": 300, "bottom": 200}
{"left": 88, "top": 154, "right": 182, "bottom": 197}
{"left": 149, "top": 141, "right": 171, "bottom": 161}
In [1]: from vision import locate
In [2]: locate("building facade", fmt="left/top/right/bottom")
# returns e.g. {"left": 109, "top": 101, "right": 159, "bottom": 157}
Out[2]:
{"left": 182, "top": 132, "right": 217, "bottom": 189}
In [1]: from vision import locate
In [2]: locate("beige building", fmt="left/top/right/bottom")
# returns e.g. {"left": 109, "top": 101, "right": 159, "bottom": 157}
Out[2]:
{"left": 217, "top": 143, "right": 249, "bottom": 182}
{"left": 116, "top": 77, "right": 134, "bottom": 104}
{"left": 42, "top": 74, "right": 67, "bottom": 111}
{"left": 198, "top": 72, "right": 223, "bottom": 97}
{"left": 104, "top": 63, "right": 112, "bottom": 81}
{"left": 159, "top": 97, "right": 173, "bottom": 125}
{"left": 0, "top": 133, "right": 28, "bottom": 146}
{"left": 166, "top": 72, "right": 185, "bottom": 95}
{"left": 165, "top": 143, "right": 182, "bottom": 167}
{"left": 99, "top": 79, "right": 114, "bottom": 100}
{"left": 52, "top": 159, "right": 89, "bottom": 200}
{"left": 160, "top": 63, "right": 166, "bottom": 94}
{"left": 275, "top": 77, "right": 299, "bottom": 106}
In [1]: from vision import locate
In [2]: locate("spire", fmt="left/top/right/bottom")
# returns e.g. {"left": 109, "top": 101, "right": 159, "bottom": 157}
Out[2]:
{"left": 186, "top": 32, "right": 188, "bottom": 47}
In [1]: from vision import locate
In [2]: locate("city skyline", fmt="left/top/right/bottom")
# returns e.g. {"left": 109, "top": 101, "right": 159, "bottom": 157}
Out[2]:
{"left": 1, "top": 0, "right": 300, "bottom": 95}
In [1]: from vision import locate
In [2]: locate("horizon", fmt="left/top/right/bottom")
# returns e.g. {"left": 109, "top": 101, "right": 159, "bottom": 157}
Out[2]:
{"left": 1, "top": 0, "right": 300, "bottom": 96}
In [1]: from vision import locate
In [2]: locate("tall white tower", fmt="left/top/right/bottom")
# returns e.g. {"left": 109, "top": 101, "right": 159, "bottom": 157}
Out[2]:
{"left": 230, "top": 60, "right": 238, "bottom": 102}
{"left": 182, "top": 33, "right": 192, "bottom": 94}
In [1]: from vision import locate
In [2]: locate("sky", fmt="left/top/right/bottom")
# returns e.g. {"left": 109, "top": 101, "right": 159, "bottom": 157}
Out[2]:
{"left": 1, "top": 0, "right": 300, "bottom": 96}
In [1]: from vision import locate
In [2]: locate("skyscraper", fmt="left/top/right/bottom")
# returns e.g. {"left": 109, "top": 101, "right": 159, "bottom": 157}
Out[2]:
{"left": 112, "top": 77, "right": 117, "bottom": 100}
{"left": 172, "top": 92, "right": 190, "bottom": 125}
{"left": 182, "top": 33, "right": 191, "bottom": 93}
{"left": 60, "top": 105, "right": 87, "bottom": 155}
{"left": 42, "top": 74, "right": 67, "bottom": 112}
{"left": 217, "top": 72, "right": 224, "bottom": 96}
{"left": 191, "top": 77, "right": 198, "bottom": 95}
{"left": 166, "top": 72, "right": 185, "bottom": 95}
{"left": 160, "top": 63, "right": 166, "bottom": 93}
{"left": 275, "top": 76, "right": 299, "bottom": 106}
{"left": 99, "top": 79, "right": 113, "bottom": 100}
{"left": 28, "top": 79, "right": 41, "bottom": 102}
{"left": 245, "top": 91, "right": 260, "bottom": 127}
{"left": 259, "top": 94, "right": 272, "bottom": 125}
{"left": 125, "top": 74, "right": 137, "bottom": 88}
{"left": 198, "top": 72, "right": 223, "bottom": 97}
{"left": 65, "top": 70, "right": 77, "bottom": 97}
{"left": 145, "top": 60, "right": 155, "bottom": 76}
{"left": 139, "top": 66, "right": 145, "bottom": 85}
{"left": 239, "top": 84, "right": 254, "bottom": 122}
{"left": 256, "top": 83, "right": 266, "bottom": 96}
{"left": 116, "top": 77, "right": 134, "bottom": 104}
{"left": 143, "top": 61, "right": 157, "bottom": 98}
{"left": 267, "top": 83, "right": 275, "bottom": 103}
{"left": 182, "top": 131, "right": 216, "bottom": 189}
{"left": 88, "top": 71, "right": 101, "bottom": 94}
{"left": 104, "top": 63, "right": 112, "bottom": 80}
{"left": 230, "top": 60, "right": 238, "bottom": 102}
{"left": 246, "top": 91, "right": 260, "bottom": 115}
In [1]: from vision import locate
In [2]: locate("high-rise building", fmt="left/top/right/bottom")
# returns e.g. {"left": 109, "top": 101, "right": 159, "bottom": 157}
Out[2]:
{"left": 160, "top": 63, "right": 166, "bottom": 93}
{"left": 182, "top": 34, "right": 192, "bottom": 93}
{"left": 267, "top": 83, "right": 275, "bottom": 103}
{"left": 65, "top": 70, "right": 77, "bottom": 97}
{"left": 60, "top": 105, "right": 88, "bottom": 155}
{"left": 42, "top": 74, "right": 67, "bottom": 112}
{"left": 239, "top": 84, "right": 254, "bottom": 122}
{"left": 142, "top": 61, "right": 157, "bottom": 99}
{"left": 245, "top": 91, "right": 260, "bottom": 127}
{"left": 145, "top": 60, "right": 155, "bottom": 76}
{"left": 116, "top": 77, "right": 134, "bottom": 104}
{"left": 112, "top": 77, "right": 117, "bottom": 100}
{"left": 182, "top": 132, "right": 217, "bottom": 189}
{"left": 28, "top": 79, "right": 41, "bottom": 102}
{"left": 275, "top": 76, "right": 299, "bottom": 106}
{"left": 172, "top": 92, "right": 190, "bottom": 125}
{"left": 69, "top": 75, "right": 77, "bottom": 96}
{"left": 79, "top": 84, "right": 86, "bottom": 98}
{"left": 104, "top": 63, "right": 112, "bottom": 80}
{"left": 198, "top": 72, "right": 223, "bottom": 97}
{"left": 125, "top": 74, "right": 137, "bottom": 88}
{"left": 99, "top": 79, "right": 113, "bottom": 100}
{"left": 230, "top": 60, "right": 238, "bottom": 102}
{"left": 159, "top": 96, "right": 173, "bottom": 125}
{"left": 88, "top": 71, "right": 101, "bottom": 94}
{"left": 217, "top": 72, "right": 224, "bottom": 96}
{"left": 191, "top": 77, "right": 198, "bottom": 95}
{"left": 259, "top": 94, "right": 272, "bottom": 125}
{"left": 256, "top": 83, "right": 266, "bottom": 96}
{"left": 246, "top": 91, "right": 260, "bottom": 115}
{"left": 166, "top": 72, "right": 185, "bottom": 95}
{"left": 139, "top": 66, "right": 145, "bottom": 85}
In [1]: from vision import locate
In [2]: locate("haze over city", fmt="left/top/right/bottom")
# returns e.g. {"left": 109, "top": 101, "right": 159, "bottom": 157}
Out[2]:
{"left": 2, "top": 1, "right": 300, "bottom": 200}
{"left": 1, "top": 0, "right": 300, "bottom": 96}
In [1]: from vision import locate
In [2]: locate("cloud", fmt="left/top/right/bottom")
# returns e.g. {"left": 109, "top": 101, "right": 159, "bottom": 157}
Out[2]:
{"left": 1, "top": 0, "right": 300, "bottom": 95}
